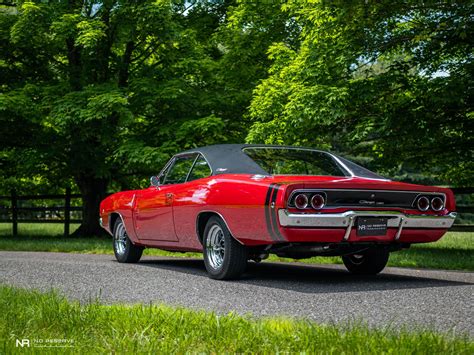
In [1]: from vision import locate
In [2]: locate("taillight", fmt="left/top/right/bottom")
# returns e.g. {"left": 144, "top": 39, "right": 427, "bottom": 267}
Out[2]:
{"left": 431, "top": 197, "right": 444, "bottom": 211}
{"left": 311, "top": 194, "right": 325, "bottom": 209}
{"left": 416, "top": 196, "right": 430, "bottom": 211}
{"left": 294, "top": 194, "right": 308, "bottom": 209}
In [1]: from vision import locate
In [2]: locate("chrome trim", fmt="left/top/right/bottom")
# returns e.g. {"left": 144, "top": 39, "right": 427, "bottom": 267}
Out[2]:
{"left": 431, "top": 196, "right": 444, "bottom": 212}
{"left": 185, "top": 153, "right": 201, "bottom": 182}
{"left": 343, "top": 215, "right": 355, "bottom": 241}
{"left": 155, "top": 152, "right": 213, "bottom": 186}
{"left": 395, "top": 217, "right": 405, "bottom": 241}
{"left": 294, "top": 193, "right": 309, "bottom": 209}
{"left": 288, "top": 189, "right": 446, "bottom": 210}
{"left": 416, "top": 196, "right": 430, "bottom": 211}
{"left": 174, "top": 150, "right": 214, "bottom": 176}
{"left": 329, "top": 153, "right": 354, "bottom": 177}
{"left": 242, "top": 146, "right": 352, "bottom": 177}
{"left": 195, "top": 210, "right": 244, "bottom": 245}
{"left": 278, "top": 209, "right": 457, "bottom": 230}
{"left": 107, "top": 212, "right": 129, "bottom": 237}
{"left": 205, "top": 224, "right": 225, "bottom": 270}
{"left": 154, "top": 156, "right": 175, "bottom": 186}
{"left": 311, "top": 194, "right": 325, "bottom": 209}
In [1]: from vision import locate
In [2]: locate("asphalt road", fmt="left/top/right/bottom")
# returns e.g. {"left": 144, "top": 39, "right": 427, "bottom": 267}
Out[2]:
{"left": 0, "top": 251, "right": 472, "bottom": 335}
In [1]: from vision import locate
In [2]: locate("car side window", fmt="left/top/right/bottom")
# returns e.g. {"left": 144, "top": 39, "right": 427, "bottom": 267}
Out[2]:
{"left": 162, "top": 154, "right": 197, "bottom": 185}
{"left": 187, "top": 155, "right": 211, "bottom": 181}
{"left": 158, "top": 159, "right": 173, "bottom": 185}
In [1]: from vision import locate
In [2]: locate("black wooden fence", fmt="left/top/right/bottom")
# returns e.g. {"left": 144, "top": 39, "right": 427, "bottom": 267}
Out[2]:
{"left": 0, "top": 187, "right": 473, "bottom": 236}
{"left": 450, "top": 187, "right": 474, "bottom": 232}
{"left": 0, "top": 188, "right": 82, "bottom": 237}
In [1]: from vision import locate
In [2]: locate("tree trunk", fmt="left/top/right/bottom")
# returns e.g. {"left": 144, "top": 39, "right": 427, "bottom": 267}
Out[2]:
{"left": 71, "top": 176, "right": 108, "bottom": 237}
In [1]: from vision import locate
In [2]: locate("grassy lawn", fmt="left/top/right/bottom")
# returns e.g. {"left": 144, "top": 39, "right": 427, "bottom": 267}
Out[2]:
{"left": 0, "top": 285, "right": 472, "bottom": 354}
{"left": 0, "top": 223, "right": 472, "bottom": 271}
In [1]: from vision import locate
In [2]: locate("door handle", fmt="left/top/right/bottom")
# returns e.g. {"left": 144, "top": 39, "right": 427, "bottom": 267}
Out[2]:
{"left": 165, "top": 193, "right": 173, "bottom": 204}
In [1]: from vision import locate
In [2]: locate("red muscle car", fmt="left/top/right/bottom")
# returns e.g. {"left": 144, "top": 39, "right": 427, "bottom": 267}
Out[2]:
{"left": 99, "top": 144, "right": 457, "bottom": 279}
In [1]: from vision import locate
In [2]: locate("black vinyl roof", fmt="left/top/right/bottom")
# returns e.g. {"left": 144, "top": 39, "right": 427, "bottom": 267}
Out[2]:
{"left": 180, "top": 144, "right": 385, "bottom": 179}
{"left": 181, "top": 144, "right": 269, "bottom": 175}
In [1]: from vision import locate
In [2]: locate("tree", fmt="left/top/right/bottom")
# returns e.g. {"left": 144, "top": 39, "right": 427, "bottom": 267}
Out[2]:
{"left": 247, "top": 1, "right": 473, "bottom": 185}
{"left": 0, "top": 1, "right": 229, "bottom": 236}
{"left": 0, "top": 0, "right": 292, "bottom": 236}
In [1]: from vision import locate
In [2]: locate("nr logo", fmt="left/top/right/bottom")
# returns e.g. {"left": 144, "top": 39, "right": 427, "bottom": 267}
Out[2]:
{"left": 16, "top": 339, "right": 30, "bottom": 347}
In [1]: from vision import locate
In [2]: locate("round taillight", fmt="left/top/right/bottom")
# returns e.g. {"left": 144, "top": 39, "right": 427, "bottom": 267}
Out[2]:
{"left": 311, "top": 194, "right": 325, "bottom": 209}
{"left": 294, "top": 194, "right": 308, "bottom": 209}
{"left": 417, "top": 196, "right": 430, "bottom": 211}
{"left": 431, "top": 197, "right": 444, "bottom": 211}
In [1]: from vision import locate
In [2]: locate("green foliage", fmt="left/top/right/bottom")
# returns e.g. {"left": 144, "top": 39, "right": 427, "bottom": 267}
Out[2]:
{"left": 1, "top": 1, "right": 281, "bottom": 232}
{"left": 247, "top": 1, "right": 473, "bottom": 185}
{"left": 0, "top": 1, "right": 472, "bottom": 234}
{"left": 1, "top": 285, "right": 473, "bottom": 353}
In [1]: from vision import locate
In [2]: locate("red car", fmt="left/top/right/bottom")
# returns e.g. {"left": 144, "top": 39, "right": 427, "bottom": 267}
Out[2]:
{"left": 99, "top": 144, "right": 457, "bottom": 279}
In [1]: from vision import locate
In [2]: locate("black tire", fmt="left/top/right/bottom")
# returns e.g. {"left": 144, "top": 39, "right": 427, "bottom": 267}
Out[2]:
{"left": 342, "top": 248, "right": 389, "bottom": 275}
{"left": 203, "top": 216, "right": 247, "bottom": 280}
{"left": 113, "top": 218, "right": 144, "bottom": 263}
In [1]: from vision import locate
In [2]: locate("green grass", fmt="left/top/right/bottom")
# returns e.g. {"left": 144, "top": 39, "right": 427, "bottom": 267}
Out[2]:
{"left": 0, "top": 285, "right": 472, "bottom": 354}
{"left": 0, "top": 223, "right": 473, "bottom": 271}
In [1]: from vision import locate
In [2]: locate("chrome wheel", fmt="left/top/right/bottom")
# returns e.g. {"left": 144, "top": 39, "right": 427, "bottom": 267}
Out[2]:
{"left": 114, "top": 222, "right": 127, "bottom": 256}
{"left": 205, "top": 224, "right": 225, "bottom": 270}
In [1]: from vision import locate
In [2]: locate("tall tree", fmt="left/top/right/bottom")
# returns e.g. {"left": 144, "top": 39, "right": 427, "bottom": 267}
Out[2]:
{"left": 247, "top": 1, "right": 473, "bottom": 185}
{"left": 0, "top": 1, "right": 227, "bottom": 236}
{"left": 1, "top": 0, "right": 290, "bottom": 236}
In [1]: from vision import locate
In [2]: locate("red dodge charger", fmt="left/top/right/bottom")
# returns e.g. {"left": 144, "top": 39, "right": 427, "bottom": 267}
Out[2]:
{"left": 100, "top": 144, "right": 457, "bottom": 279}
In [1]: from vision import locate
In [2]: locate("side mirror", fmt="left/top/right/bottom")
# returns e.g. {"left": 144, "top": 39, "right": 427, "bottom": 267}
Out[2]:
{"left": 150, "top": 175, "right": 160, "bottom": 187}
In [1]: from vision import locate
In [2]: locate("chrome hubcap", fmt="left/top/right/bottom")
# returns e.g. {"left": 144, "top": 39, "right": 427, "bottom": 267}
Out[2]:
{"left": 114, "top": 223, "right": 127, "bottom": 256}
{"left": 205, "top": 225, "right": 225, "bottom": 270}
{"left": 350, "top": 254, "right": 365, "bottom": 265}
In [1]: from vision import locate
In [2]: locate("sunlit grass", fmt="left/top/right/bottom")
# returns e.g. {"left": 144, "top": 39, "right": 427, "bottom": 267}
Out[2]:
{"left": 0, "top": 223, "right": 472, "bottom": 271}
{"left": 0, "top": 285, "right": 472, "bottom": 353}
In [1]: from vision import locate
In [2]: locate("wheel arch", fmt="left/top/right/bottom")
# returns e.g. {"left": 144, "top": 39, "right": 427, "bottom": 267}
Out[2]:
{"left": 196, "top": 211, "right": 243, "bottom": 246}
{"left": 109, "top": 212, "right": 126, "bottom": 236}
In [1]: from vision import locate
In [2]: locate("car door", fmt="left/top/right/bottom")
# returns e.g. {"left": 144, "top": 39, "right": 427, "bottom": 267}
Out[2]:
{"left": 134, "top": 153, "right": 198, "bottom": 241}
{"left": 171, "top": 154, "right": 213, "bottom": 243}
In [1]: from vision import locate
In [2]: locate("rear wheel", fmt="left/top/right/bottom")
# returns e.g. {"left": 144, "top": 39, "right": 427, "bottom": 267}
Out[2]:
{"left": 203, "top": 216, "right": 247, "bottom": 280}
{"left": 342, "top": 248, "right": 389, "bottom": 275}
{"left": 113, "top": 218, "right": 144, "bottom": 263}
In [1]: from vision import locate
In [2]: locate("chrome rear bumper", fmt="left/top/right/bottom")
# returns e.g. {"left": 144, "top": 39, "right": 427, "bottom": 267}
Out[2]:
{"left": 278, "top": 210, "right": 457, "bottom": 241}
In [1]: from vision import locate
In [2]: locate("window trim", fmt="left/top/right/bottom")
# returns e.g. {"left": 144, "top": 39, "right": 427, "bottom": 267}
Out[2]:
{"left": 161, "top": 153, "right": 198, "bottom": 185}
{"left": 185, "top": 153, "right": 212, "bottom": 182}
{"left": 241, "top": 146, "right": 351, "bottom": 177}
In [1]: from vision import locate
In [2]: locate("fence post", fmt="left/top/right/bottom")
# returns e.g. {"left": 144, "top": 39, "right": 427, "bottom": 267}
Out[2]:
{"left": 11, "top": 190, "right": 17, "bottom": 237}
{"left": 64, "top": 187, "right": 71, "bottom": 237}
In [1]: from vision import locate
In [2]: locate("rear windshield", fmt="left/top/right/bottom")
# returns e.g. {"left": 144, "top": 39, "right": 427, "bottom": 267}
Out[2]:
{"left": 243, "top": 147, "right": 347, "bottom": 176}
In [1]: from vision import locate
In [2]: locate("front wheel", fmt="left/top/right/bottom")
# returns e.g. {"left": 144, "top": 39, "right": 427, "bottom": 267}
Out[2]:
{"left": 342, "top": 248, "right": 389, "bottom": 275}
{"left": 203, "top": 216, "right": 247, "bottom": 280}
{"left": 113, "top": 218, "right": 144, "bottom": 263}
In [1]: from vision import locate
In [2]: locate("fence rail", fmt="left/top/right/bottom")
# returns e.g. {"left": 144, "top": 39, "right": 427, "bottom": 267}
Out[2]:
{"left": 0, "top": 186, "right": 473, "bottom": 236}
{"left": 0, "top": 188, "right": 81, "bottom": 237}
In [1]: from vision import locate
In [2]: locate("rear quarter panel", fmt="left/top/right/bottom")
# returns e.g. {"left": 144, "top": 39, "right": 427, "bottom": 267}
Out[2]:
{"left": 197, "top": 175, "right": 281, "bottom": 245}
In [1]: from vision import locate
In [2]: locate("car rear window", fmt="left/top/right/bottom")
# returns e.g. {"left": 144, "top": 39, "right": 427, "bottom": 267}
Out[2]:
{"left": 243, "top": 147, "right": 347, "bottom": 176}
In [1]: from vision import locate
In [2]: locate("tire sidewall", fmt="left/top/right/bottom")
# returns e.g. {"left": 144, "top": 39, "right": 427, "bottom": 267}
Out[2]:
{"left": 342, "top": 249, "right": 389, "bottom": 275}
{"left": 113, "top": 219, "right": 134, "bottom": 263}
{"left": 203, "top": 216, "right": 247, "bottom": 279}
